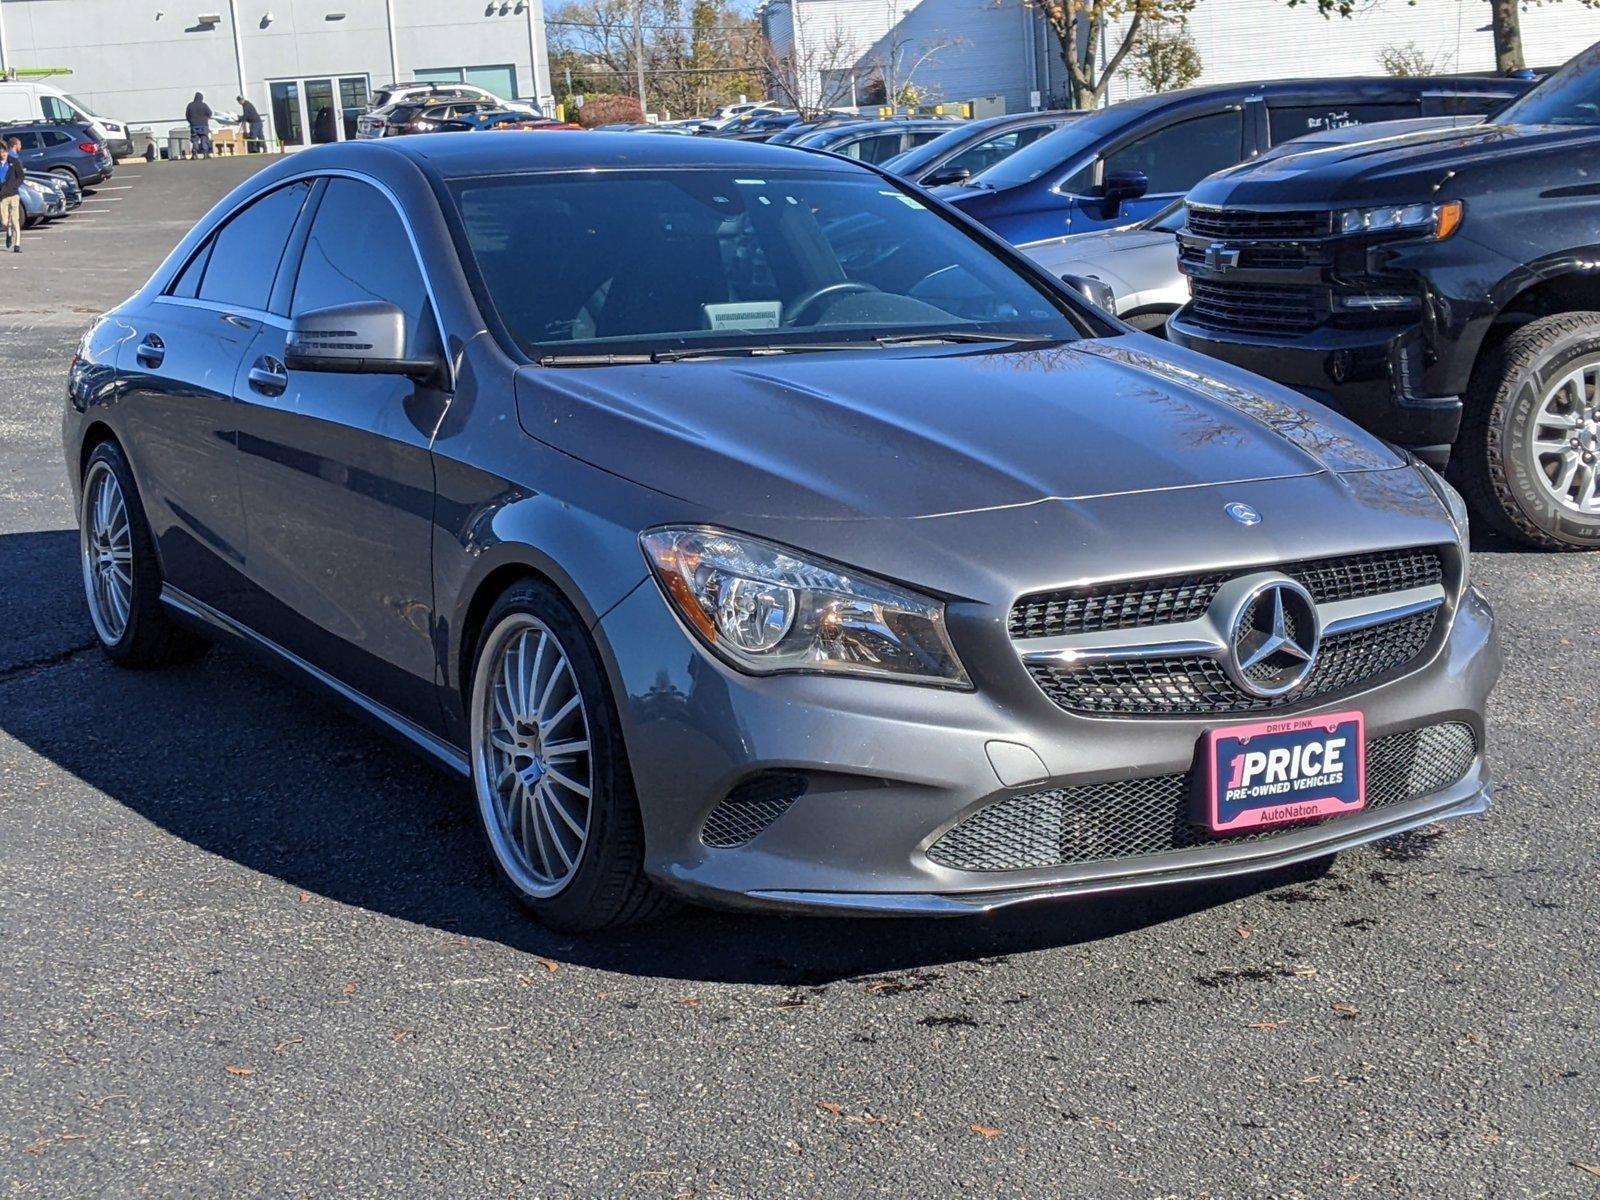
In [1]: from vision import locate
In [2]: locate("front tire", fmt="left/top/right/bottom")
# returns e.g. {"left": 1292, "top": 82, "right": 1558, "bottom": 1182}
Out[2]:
{"left": 468, "top": 580, "right": 673, "bottom": 931}
{"left": 1457, "top": 312, "right": 1600, "bottom": 549}
{"left": 79, "top": 441, "right": 209, "bottom": 667}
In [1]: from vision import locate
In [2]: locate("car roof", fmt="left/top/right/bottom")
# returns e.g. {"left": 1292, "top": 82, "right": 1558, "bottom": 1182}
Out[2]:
{"left": 801, "top": 118, "right": 951, "bottom": 143}
{"left": 345, "top": 131, "right": 871, "bottom": 178}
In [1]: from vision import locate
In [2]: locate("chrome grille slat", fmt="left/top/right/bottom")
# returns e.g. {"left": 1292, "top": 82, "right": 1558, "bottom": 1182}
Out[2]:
{"left": 926, "top": 722, "right": 1477, "bottom": 872}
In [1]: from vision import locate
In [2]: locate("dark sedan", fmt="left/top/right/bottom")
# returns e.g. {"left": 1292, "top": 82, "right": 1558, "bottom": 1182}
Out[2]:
{"left": 881, "top": 111, "right": 1078, "bottom": 186}
{"left": 65, "top": 134, "right": 1498, "bottom": 930}
{"left": 791, "top": 117, "right": 954, "bottom": 163}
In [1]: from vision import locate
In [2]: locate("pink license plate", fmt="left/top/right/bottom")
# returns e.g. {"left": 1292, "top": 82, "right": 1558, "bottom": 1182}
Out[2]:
{"left": 1203, "top": 711, "right": 1366, "bottom": 833}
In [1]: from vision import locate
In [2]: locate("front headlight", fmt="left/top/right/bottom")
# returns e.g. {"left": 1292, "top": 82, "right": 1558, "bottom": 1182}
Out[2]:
{"left": 641, "top": 526, "right": 969, "bottom": 687}
{"left": 1337, "top": 200, "right": 1462, "bottom": 240}
{"left": 1417, "top": 463, "right": 1471, "bottom": 583}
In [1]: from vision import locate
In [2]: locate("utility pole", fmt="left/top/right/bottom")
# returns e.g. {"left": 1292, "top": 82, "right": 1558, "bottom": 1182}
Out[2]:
{"left": 227, "top": 0, "right": 248, "bottom": 99}
{"left": 384, "top": 0, "right": 401, "bottom": 84}
{"left": 633, "top": 0, "right": 647, "bottom": 113}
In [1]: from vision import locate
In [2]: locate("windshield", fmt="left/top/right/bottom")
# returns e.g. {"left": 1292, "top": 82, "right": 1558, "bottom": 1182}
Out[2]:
{"left": 449, "top": 168, "right": 1082, "bottom": 358}
{"left": 1495, "top": 44, "right": 1600, "bottom": 126}
{"left": 964, "top": 120, "right": 1101, "bottom": 189}
{"left": 63, "top": 93, "right": 102, "bottom": 119}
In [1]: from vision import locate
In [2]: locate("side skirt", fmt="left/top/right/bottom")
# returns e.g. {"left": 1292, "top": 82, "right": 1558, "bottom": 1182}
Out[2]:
{"left": 160, "top": 585, "right": 470, "bottom": 778}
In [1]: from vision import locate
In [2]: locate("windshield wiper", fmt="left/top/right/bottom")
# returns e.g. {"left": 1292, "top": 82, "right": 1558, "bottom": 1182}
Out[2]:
{"left": 537, "top": 332, "right": 1059, "bottom": 367}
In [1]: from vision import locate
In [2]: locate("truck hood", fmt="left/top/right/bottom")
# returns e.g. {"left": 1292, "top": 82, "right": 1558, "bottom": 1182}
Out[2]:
{"left": 513, "top": 339, "right": 1401, "bottom": 521}
{"left": 1191, "top": 121, "right": 1596, "bottom": 207}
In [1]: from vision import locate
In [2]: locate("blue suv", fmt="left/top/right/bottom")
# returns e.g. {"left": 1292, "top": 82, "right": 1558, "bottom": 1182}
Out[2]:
{"left": 934, "top": 75, "right": 1531, "bottom": 245}
{"left": 2, "top": 120, "right": 114, "bottom": 187}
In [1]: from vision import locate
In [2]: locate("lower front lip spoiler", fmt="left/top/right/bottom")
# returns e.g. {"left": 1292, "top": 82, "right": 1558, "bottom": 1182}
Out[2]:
{"left": 741, "top": 782, "right": 1492, "bottom": 917}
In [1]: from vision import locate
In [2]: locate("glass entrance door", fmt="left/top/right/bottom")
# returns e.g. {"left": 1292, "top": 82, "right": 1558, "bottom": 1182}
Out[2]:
{"left": 267, "top": 74, "right": 369, "bottom": 147}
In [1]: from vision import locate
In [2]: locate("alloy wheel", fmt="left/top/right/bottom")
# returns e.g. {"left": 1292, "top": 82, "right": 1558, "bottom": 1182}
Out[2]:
{"left": 1530, "top": 361, "right": 1600, "bottom": 515}
{"left": 472, "top": 614, "right": 594, "bottom": 898}
{"left": 80, "top": 460, "right": 133, "bottom": 645}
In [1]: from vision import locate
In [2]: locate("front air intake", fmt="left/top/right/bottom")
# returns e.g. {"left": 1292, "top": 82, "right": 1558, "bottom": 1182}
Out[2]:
{"left": 701, "top": 773, "right": 807, "bottom": 848}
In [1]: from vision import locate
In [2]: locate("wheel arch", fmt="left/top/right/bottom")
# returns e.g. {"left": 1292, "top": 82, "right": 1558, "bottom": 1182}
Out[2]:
{"left": 1474, "top": 254, "right": 1600, "bottom": 380}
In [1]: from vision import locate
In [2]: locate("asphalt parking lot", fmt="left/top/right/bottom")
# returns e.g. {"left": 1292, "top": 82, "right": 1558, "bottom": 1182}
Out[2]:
{"left": 2, "top": 155, "right": 1597, "bottom": 1199}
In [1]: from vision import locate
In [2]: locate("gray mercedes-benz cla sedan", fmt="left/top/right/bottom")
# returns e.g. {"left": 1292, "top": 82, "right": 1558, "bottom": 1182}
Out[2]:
{"left": 64, "top": 134, "right": 1500, "bottom": 929}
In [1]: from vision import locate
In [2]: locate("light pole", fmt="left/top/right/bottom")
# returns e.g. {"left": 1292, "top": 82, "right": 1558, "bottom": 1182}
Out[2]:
{"left": 633, "top": 0, "right": 647, "bottom": 114}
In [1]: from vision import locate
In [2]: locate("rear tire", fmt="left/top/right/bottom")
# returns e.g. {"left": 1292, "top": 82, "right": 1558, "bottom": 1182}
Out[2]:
{"left": 468, "top": 579, "right": 675, "bottom": 932}
{"left": 1457, "top": 312, "right": 1600, "bottom": 549}
{"left": 79, "top": 441, "right": 210, "bottom": 668}
{"left": 49, "top": 165, "right": 80, "bottom": 185}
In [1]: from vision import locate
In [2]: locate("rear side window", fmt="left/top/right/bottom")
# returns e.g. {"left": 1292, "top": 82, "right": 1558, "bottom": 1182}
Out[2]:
{"left": 1268, "top": 102, "right": 1419, "bottom": 144}
{"left": 43, "top": 130, "right": 73, "bottom": 147}
{"left": 169, "top": 241, "right": 214, "bottom": 298}
{"left": 196, "top": 181, "right": 313, "bottom": 311}
{"left": 1102, "top": 109, "right": 1244, "bottom": 193}
{"left": 839, "top": 132, "right": 905, "bottom": 164}
{"left": 290, "top": 178, "right": 437, "bottom": 355}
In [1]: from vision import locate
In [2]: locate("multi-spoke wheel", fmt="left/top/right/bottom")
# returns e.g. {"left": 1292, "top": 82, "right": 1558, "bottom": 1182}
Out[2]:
{"left": 81, "top": 458, "right": 133, "bottom": 645}
{"left": 468, "top": 581, "right": 673, "bottom": 930}
{"left": 1528, "top": 363, "right": 1600, "bottom": 516}
{"left": 77, "top": 441, "right": 210, "bottom": 667}
{"left": 1459, "top": 311, "right": 1600, "bottom": 549}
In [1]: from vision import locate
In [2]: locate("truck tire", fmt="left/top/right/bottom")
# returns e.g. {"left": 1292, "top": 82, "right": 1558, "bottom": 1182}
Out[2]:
{"left": 1458, "top": 311, "right": 1600, "bottom": 550}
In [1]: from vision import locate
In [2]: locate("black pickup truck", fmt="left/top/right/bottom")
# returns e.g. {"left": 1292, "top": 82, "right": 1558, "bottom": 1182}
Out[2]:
{"left": 1168, "top": 44, "right": 1600, "bottom": 549}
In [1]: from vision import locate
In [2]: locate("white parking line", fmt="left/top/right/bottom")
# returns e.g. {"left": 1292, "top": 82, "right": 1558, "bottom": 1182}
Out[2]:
{"left": 94, "top": 185, "right": 135, "bottom": 191}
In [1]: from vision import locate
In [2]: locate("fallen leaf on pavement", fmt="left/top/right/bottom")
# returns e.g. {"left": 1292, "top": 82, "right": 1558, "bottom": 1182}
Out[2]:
{"left": 534, "top": 957, "right": 560, "bottom": 972}
{"left": 816, "top": 1101, "right": 844, "bottom": 1116}
{"left": 1331, "top": 1002, "right": 1360, "bottom": 1017}
{"left": 297, "top": 891, "right": 311, "bottom": 903}
{"left": 1574, "top": 1163, "right": 1600, "bottom": 1180}
{"left": 341, "top": 982, "right": 357, "bottom": 995}
{"left": 1247, "top": 1021, "right": 1281, "bottom": 1030}
{"left": 273, "top": 1036, "right": 303, "bottom": 1053}
{"left": 391, "top": 1028, "right": 412, "bottom": 1043}
{"left": 970, "top": 1124, "right": 1002, "bottom": 1138}
{"left": 224, "top": 1066, "right": 255, "bottom": 1077}
{"left": 678, "top": 996, "right": 702, "bottom": 1007}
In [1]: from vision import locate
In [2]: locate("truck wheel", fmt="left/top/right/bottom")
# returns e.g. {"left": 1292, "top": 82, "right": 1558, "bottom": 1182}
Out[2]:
{"left": 1458, "top": 312, "right": 1600, "bottom": 549}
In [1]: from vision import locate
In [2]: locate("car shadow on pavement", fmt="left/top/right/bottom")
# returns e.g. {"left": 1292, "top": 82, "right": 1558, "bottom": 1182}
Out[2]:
{"left": 2, "top": 528, "right": 1323, "bottom": 986}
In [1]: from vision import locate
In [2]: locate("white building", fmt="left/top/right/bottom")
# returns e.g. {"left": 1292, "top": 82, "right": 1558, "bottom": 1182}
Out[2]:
{"left": 0, "top": 0, "right": 553, "bottom": 144}
{"left": 760, "top": 0, "right": 1600, "bottom": 114}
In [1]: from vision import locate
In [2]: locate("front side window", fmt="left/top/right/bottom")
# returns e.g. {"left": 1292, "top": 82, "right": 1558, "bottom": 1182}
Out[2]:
{"left": 838, "top": 133, "right": 904, "bottom": 164}
{"left": 450, "top": 167, "right": 1081, "bottom": 356}
{"left": 1102, "top": 110, "right": 1244, "bottom": 194}
{"left": 196, "top": 181, "right": 313, "bottom": 311}
{"left": 12, "top": 131, "right": 42, "bottom": 150}
{"left": 945, "top": 126, "right": 1054, "bottom": 177}
{"left": 291, "top": 178, "right": 437, "bottom": 355}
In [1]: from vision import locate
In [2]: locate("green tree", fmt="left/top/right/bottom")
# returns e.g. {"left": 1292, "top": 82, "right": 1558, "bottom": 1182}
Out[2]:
{"left": 1035, "top": 0, "right": 1198, "bottom": 109}
{"left": 1131, "top": 17, "right": 1202, "bottom": 92}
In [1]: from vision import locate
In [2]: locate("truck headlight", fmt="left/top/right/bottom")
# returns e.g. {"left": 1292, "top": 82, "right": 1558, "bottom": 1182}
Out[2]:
{"left": 1337, "top": 200, "right": 1462, "bottom": 240}
{"left": 642, "top": 526, "right": 969, "bottom": 686}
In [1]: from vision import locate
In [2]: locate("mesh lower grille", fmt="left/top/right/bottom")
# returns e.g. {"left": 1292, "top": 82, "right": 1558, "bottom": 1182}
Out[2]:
{"left": 1187, "top": 279, "right": 1323, "bottom": 336}
{"left": 925, "top": 721, "right": 1477, "bottom": 872}
{"left": 700, "top": 773, "right": 806, "bottom": 848}
{"left": 1008, "top": 547, "right": 1445, "bottom": 640}
{"left": 1027, "top": 608, "right": 1437, "bottom": 717}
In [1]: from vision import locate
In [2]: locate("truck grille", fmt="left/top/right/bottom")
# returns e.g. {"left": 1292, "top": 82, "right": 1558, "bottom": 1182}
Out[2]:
{"left": 925, "top": 722, "right": 1476, "bottom": 872}
{"left": 1186, "top": 205, "right": 1332, "bottom": 241}
{"left": 1009, "top": 547, "right": 1446, "bottom": 640}
{"left": 1186, "top": 279, "right": 1323, "bottom": 336}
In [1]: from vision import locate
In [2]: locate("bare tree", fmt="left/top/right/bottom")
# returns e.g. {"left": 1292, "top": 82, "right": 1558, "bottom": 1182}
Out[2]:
{"left": 1033, "top": 0, "right": 1197, "bottom": 109}
{"left": 1378, "top": 40, "right": 1457, "bottom": 77}
{"left": 761, "top": 11, "right": 861, "bottom": 114}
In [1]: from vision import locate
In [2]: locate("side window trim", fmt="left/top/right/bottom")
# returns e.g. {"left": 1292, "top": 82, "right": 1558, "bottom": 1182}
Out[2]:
{"left": 1089, "top": 104, "right": 1245, "bottom": 196}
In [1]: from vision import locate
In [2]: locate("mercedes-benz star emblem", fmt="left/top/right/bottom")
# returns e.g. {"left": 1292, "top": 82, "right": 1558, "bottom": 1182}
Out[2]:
{"left": 1225, "top": 501, "right": 1262, "bottom": 526}
{"left": 1224, "top": 578, "right": 1320, "bottom": 698}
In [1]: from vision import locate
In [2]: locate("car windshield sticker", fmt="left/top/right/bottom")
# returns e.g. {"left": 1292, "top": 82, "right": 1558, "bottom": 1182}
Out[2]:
{"left": 703, "top": 301, "right": 782, "bottom": 331}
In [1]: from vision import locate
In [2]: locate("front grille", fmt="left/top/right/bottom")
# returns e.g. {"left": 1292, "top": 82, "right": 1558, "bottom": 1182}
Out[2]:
{"left": 925, "top": 722, "right": 1476, "bottom": 872}
{"left": 700, "top": 773, "right": 806, "bottom": 848}
{"left": 1180, "top": 242, "right": 1311, "bottom": 270}
{"left": 1009, "top": 546, "right": 1445, "bottom": 641}
{"left": 1187, "top": 205, "right": 1332, "bottom": 241}
{"left": 1187, "top": 279, "right": 1322, "bottom": 336}
{"left": 1027, "top": 607, "right": 1437, "bottom": 716}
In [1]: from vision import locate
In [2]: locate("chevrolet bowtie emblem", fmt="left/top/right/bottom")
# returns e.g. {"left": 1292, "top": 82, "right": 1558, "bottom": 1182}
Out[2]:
{"left": 1204, "top": 242, "right": 1241, "bottom": 270}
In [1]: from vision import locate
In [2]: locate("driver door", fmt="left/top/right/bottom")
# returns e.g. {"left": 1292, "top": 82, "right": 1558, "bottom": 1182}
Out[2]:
{"left": 230, "top": 176, "right": 450, "bottom": 733}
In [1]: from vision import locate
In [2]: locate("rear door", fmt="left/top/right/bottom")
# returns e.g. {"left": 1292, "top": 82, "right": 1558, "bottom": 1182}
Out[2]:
{"left": 114, "top": 180, "right": 314, "bottom": 613}
{"left": 229, "top": 175, "right": 449, "bottom": 732}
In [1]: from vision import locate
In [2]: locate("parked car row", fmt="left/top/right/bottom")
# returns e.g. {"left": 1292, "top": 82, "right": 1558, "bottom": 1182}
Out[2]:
{"left": 1, "top": 115, "right": 111, "bottom": 234}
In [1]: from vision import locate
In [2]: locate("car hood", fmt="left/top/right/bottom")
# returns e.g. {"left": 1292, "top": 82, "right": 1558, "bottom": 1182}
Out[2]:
{"left": 513, "top": 340, "right": 1401, "bottom": 522}
{"left": 1191, "top": 121, "right": 1593, "bottom": 207}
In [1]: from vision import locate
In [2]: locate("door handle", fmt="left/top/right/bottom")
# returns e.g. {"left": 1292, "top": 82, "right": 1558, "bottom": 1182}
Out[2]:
{"left": 134, "top": 333, "right": 165, "bottom": 368}
{"left": 247, "top": 356, "right": 287, "bottom": 397}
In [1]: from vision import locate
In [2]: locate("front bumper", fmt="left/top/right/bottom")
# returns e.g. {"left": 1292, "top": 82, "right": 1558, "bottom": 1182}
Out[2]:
{"left": 1167, "top": 313, "right": 1461, "bottom": 465}
{"left": 599, "top": 569, "right": 1501, "bottom": 916}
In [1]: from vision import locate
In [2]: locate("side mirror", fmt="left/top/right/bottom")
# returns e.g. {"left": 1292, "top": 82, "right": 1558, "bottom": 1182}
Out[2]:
{"left": 284, "top": 301, "right": 440, "bottom": 380}
{"left": 1061, "top": 273, "right": 1117, "bottom": 315}
{"left": 921, "top": 164, "right": 971, "bottom": 187}
{"left": 1097, "top": 169, "right": 1149, "bottom": 218}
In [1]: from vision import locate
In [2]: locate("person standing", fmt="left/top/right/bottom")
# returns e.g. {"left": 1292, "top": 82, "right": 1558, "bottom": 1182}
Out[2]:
{"left": 236, "top": 95, "right": 265, "bottom": 153}
{"left": 185, "top": 92, "right": 213, "bottom": 159}
{"left": 0, "top": 144, "right": 23, "bottom": 253}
